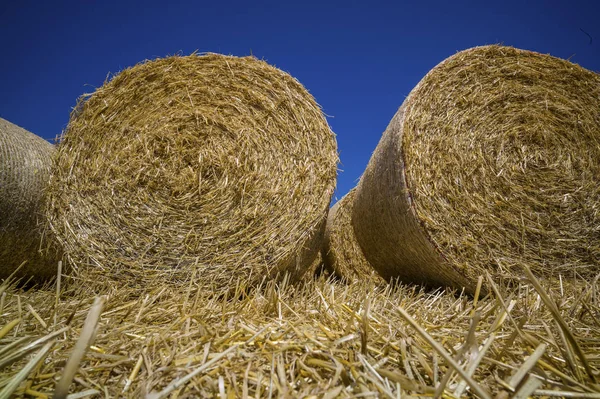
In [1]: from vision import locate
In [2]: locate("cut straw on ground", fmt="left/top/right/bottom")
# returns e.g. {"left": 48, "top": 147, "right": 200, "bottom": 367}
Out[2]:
{"left": 1, "top": 269, "right": 598, "bottom": 398}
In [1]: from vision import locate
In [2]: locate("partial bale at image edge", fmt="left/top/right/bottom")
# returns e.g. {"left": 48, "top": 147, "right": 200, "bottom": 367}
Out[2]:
{"left": 0, "top": 117, "right": 63, "bottom": 281}
{"left": 352, "top": 45, "right": 600, "bottom": 293}
{"left": 45, "top": 53, "right": 338, "bottom": 290}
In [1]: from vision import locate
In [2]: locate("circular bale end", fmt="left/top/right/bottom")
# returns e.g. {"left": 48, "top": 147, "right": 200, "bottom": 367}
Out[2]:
{"left": 353, "top": 45, "right": 600, "bottom": 293}
{"left": 46, "top": 54, "right": 338, "bottom": 289}
{"left": 0, "top": 118, "right": 62, "bottom": 281}
{"left": 323, "top": 188, "right": 385, "bottom": 284}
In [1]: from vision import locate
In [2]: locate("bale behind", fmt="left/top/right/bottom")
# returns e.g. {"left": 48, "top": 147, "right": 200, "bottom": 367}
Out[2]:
{"left": 353, "top": 45, "right": 600, "bottom": 293}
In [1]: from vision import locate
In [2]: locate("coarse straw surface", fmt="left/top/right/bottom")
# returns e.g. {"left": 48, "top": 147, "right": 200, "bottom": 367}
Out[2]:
{"left": 0, "top": 118, "right": 61, "bottom": 281}
{"left": 323, "top": 188, "right": 384, "bottom": 284}
{"left": 1, "top": 268, "right": 599, "bottom": 397}
{"left": 353, "top": 45, "right": 600, "bottom": 293}
{"left": 45, "top": 53, "right": 337, "bottom": 289}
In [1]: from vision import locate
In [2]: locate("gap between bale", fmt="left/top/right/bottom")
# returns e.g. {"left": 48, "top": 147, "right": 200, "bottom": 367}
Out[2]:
{"left": 302, "top": 251, "right": 331, "bottom": 280}
{"left": 322, "top": 188, "right": 385, "bottom": 284}
{"left": 0, "top": 118, "right": 62, "bottom": 282}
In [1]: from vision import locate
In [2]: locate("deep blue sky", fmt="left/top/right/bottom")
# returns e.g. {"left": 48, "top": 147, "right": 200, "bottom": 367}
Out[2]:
{"left": 1, "top": 0, "right": 598, "bottom": 199}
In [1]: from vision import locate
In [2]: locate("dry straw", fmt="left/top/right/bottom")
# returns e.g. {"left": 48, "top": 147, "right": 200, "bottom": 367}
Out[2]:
{"left": 353, "top": 45, "right": 600, "bottom": 293}
{"left": 1, "top": 268, "right": 598, "bottom": 397}
{"left": 0, "top": 118, "right": 61, "bottom": 281}
{"left": 323, "top": 188, "right": 384, "bottom": 284}
{"left": 46, "top": 53, "right": 337, "bottom": 289}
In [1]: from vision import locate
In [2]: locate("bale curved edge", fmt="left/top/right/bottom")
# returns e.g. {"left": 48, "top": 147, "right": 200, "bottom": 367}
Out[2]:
{"left": 0, "top": 118, "right": 62, "bottom": 281}
{"left": 46, "top": 53, "right": 338, "bottom": 289}
{"left": 352, "top": 45, "right": 600, "bottom": 293}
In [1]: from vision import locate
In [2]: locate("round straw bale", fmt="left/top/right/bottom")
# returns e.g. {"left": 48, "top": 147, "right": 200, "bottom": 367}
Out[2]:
{"left": 353, "top": 45, "right": 600, "bottom": 293}
{"left": 323, "top": 188, "right": 385, "bottom": 284}
{"left": 46, "top": 54, "right": 337, "bottom": 288}
{"left": 0, "top": 118, "right": 62, "bottom": 281}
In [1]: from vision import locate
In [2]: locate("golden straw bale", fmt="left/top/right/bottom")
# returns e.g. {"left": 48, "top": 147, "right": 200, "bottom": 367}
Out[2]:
{"left": 353, "top": 45, "right": 600, "bottom": 293}
{"left": 46, "top": 54, "right": 337, "bottom": 289}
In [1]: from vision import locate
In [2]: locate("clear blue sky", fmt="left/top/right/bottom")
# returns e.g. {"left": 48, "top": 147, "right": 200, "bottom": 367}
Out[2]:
{"left": 1, "top": 0, "right": 598, "bottom": 199}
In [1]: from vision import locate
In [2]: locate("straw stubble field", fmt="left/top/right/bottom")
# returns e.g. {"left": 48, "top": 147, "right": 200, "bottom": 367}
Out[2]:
{"left": 353, "top": 45, "right": 600, "bottom": 294}
{"left": 1, "top": 267, "right": 599, "bottom": 398}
